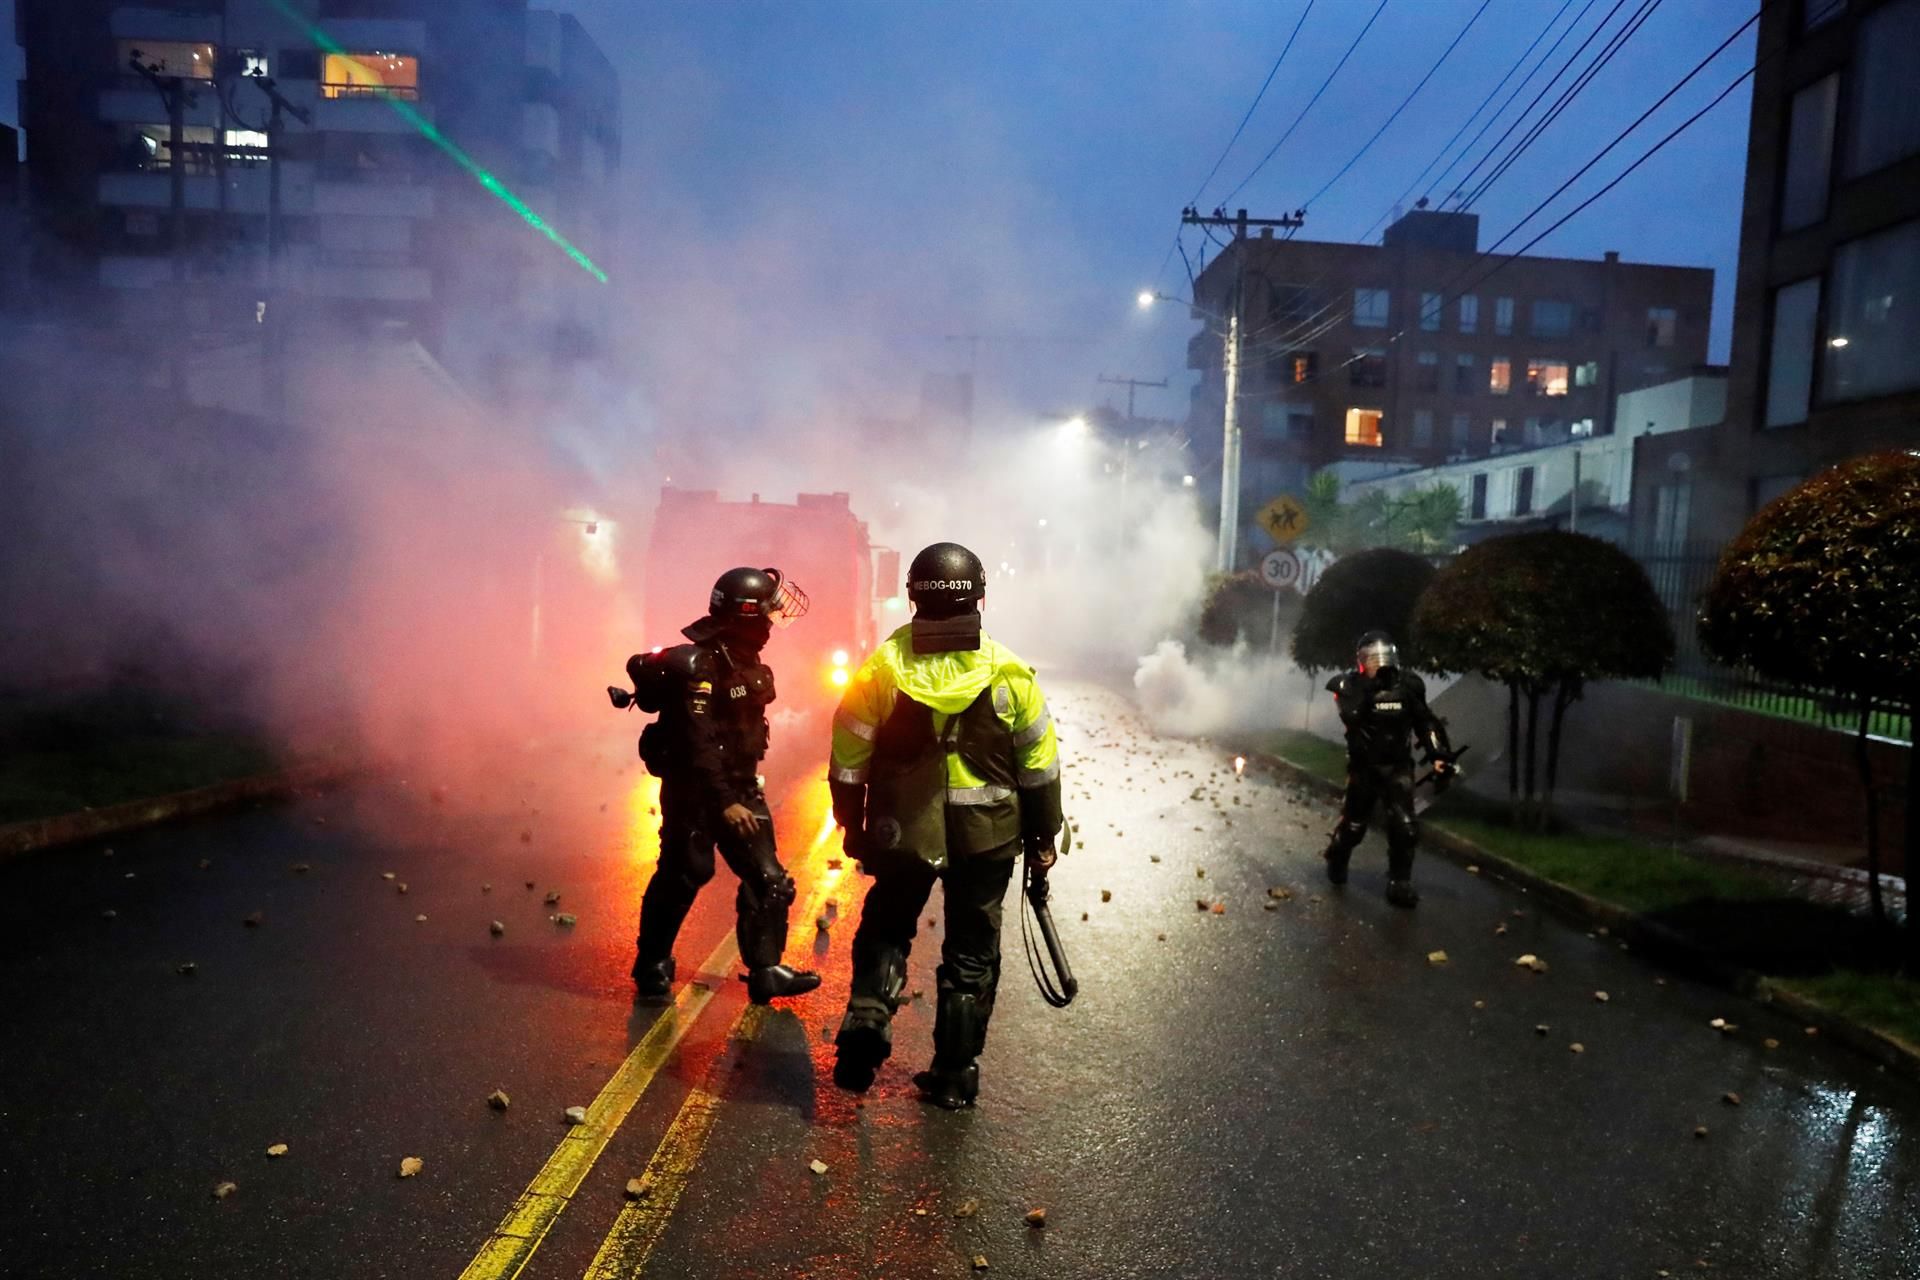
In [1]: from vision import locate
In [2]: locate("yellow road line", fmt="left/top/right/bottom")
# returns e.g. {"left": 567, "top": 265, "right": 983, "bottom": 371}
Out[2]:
{"left": 580, "top": 853, "right": 847, "bottom": 1278}
{"left": 455, "top": 928, "right": 739, "bottom": 1280}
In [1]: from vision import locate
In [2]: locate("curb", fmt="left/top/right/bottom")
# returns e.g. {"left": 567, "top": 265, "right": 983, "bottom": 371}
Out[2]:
{"left": 1246, "top": 749, "right": 1920, "bottom": 1084}
{"left": 0, "top": 761, "right": 355, "bottom": 860}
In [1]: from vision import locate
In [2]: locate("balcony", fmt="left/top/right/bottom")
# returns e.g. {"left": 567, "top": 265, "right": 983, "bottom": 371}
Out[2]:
{"left": 98, "top": 167, "right": 276, "bottom": 215}
{"left": 98, "top": 86, "right": 220, "bottom": 127}
{"left": 307, "top": 264, "right": 433, "bottom": 303}
{"left": 312, "top": 95, "right": 433, "bottom": 136}
{"left": 312, "top": 180, "right": 435, "bottom": 219}
{"left": 109, "top": 7, "right": 220, "bottom": 42}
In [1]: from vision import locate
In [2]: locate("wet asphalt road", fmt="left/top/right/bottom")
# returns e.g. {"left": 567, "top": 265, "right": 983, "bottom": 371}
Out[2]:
{"left": 2, "top": 682, "right": 1918, "bottom": 1279}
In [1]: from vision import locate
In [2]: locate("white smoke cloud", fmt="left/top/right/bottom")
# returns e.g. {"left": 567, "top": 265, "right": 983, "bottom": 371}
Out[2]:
{"left": 1133, "top": 638, "right": 1329, "bottom": 740}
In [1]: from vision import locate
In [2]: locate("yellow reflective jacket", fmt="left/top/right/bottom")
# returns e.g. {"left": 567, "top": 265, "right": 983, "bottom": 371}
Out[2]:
{"left": 829, "top": 624, "right": 1061, "bottom": 865}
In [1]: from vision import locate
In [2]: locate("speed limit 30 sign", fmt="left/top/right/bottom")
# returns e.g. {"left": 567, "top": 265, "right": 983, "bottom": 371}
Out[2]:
{"left": 1259, "top": 549, "right": 1301, "bottom": 591}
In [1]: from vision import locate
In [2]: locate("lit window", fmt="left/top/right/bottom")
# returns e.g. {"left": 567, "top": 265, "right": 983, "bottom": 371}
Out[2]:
{"left": 1782, "top": 74, "right": 1838, "bottom": 231}
{"left": 240, "top": 51, "right": 270, "bottom": 78}
{"left": 1494, "top": 296, "right": 1514, "bottom": 335}
{"left": 119, "top": 40, "right": 216, "bottom": 80}
{"left": 1531, "top": 299, "right": 1573, "bottom": 337}
{"left": 1458, "top": 295, "right": 1478, "bottom": 334}
{"left": 1412, "top": 409, "right": 1434, "bottom": 447}
{"left": 322, "top": 51, "right": 421, "bottom": 100}
{"left": 1574, "top": 361, "right": 1600, "bottom": 387}
{"left": 1420, "top": 291, "right": 1442, "bottom": 331}
{"left": 1823, "top": 218, "right": 1920, "bottom": 402}
{"left": 1354, "top": 288, "right": 1390, "bottom": 328}
{"left": 1454, "top": 353, "right": 1476, "bottom": 393}
{"left": 1646, "top": 307, "right": 1678, "bottom": 348}
{"left": 1415, "top": 351, "right": 1439, "bottom": 391}
{"left": 1845, "top": 0, "right": 1920, "bottom": 177}
{"left": 1526, "top": 359, "right": 1570, "bottom": 396}
{"left": 1489, "top": 358, "right": 1511, "bottom": 395}
{"left": 115, "top": 123, "right": 216, "bottom": 174}
{"left": 1290, "top": 352, "right": 1318, "bottom": 384}
{"left": 1345, "top": 408, "right": 1384, "bottom": 448}
{"left": 1487, "top": 417, "right": 1505, "bottom": 447}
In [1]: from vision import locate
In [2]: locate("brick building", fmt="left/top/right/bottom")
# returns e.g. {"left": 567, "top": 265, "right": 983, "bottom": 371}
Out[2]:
{"left": 1631, "top": 0, "right": 1920, "bottom": 552}
{"left": 1186, "top": 209, "right": 1712, "bottom": 566}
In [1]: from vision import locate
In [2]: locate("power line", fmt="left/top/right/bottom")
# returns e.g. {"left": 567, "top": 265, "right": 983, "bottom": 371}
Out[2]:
{"left": 1219, "top": 0, "right": 1392, "bottom": 206}
{"left": 1298, "top": 0, "right": 1495, "bottom": 215}
{"left": 1422, "top": 0, "right": 1605, "bottom": 209}
{"left": 1232, "top": 14, "right": 1773, "bottom": 369}
{"left": 1359, "top": 0, "right": 1582, "bottom": 245}
{"left": 1444, "top": 0, "right": 1635, "bottom": 209}
{"left": 1187, "top": 0, "right": 1317, "bottom": 208}
{"left": 1458, "top": 0, "right": 1666, "bottom": 211}
{"left": 1473, "top": 7, "right": 1760, "bottom": 262}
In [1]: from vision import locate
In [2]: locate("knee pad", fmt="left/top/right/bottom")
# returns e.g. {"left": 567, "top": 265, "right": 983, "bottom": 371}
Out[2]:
{"left": 1386, "top": 815, "right": 1418, "bottom": 851}
{"left": 1329, "top": 819, "right": 1367, "bottom": 852}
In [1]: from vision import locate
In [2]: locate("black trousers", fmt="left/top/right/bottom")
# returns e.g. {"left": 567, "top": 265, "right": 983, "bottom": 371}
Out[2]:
{"left": 1327, "top": 761, "right": 1420, "bottom": 878}
{"left": 637, "top": 773, "right": 796, "bottom": 970}
{"left": 843, "top": 845, "right": 1019, "bottom": 1048}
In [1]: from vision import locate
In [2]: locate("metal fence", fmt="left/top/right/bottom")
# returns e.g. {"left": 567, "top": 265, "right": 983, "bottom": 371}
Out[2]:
{"left": 1633, "top": 543, "right": 1911, "bottom": 745}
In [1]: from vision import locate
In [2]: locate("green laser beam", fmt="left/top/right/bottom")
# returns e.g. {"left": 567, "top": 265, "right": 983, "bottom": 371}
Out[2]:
{"left": 266, "top": 0, "right": 608, "bottom": 285}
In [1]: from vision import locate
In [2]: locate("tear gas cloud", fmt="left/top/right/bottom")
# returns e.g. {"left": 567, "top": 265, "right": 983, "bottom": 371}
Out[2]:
{"left": 0, "top": 1, "right": 1323, "bottom": 801}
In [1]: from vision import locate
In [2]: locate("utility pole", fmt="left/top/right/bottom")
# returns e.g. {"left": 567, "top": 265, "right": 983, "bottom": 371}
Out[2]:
{"left": 128, "top": 51, "right": 198, "bottom": 285}
{"left": 1097, "top": 373, "right": 1167, "bottom": 424}
{"left": 1182, "top": 206, "right": 1304, "bottom": 572}
{"left": 244, "top": 72, "right": 311, "bottom": 423}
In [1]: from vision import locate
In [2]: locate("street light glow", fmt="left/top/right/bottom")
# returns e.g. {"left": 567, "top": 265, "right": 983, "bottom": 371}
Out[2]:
{"left": 1830, "top": 336, "right": 1850, "bottom": 348}
{"left": 1137, "top": 290, "right": 1156, "bottom": 309}
{"left": 1182, "top": 474, "right": 1196, "bottom": 487}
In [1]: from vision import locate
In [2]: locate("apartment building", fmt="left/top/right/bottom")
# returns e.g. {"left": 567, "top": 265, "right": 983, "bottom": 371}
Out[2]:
{"left": 1186, "top": 208, "right": 1712, "bottom": 564}
{"left": 1636, "top": 0, "right": 1920, "bottom": 549}
{"left": 14, "top": 0, "right": 619, "bottom": 400}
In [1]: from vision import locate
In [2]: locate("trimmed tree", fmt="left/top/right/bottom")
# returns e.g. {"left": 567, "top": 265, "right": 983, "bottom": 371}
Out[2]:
{"left": 1413, "top": 531, "right": 1673, "bottom": 826}
{"left": 1291, "top": 547, "right": 1437, "bottom": 676}
{"left": 1699, "top": 450, "right": 1920, "bottom": 966}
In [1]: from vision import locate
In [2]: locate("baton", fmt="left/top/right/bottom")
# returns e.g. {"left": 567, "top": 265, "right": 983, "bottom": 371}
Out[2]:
{"left": 1020, "top": 855, "right": 1078, "bottom": 1008}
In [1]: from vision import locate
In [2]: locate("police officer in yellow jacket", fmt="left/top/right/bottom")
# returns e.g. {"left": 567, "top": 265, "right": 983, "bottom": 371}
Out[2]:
{"left": 827, "top": 542, "right": 1063, "bottom": 1108}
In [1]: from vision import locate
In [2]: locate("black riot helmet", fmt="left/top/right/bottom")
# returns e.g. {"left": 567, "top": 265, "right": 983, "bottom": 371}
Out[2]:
{"left": 907, "top": 542, "right": 986, "bottom": 618}
{"left": 708, "top": 566, "right": 809, "bottom": 626}
{"left": 1355, "top": 629, "right": 1401, "bottom": 677}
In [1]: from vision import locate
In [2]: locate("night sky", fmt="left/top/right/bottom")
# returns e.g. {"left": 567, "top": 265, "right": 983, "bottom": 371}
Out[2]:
{"left": 2, "top": 0, "right": 1759, "bottom": 427}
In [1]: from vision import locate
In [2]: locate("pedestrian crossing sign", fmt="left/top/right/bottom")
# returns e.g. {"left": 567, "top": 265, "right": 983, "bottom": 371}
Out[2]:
{"left": 1257, "top": 494, "right": 1310, "bottom": 546}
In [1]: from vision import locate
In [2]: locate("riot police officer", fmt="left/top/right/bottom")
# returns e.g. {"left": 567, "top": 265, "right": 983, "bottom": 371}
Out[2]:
{"left": 827, "top": 542, "right": 1062, "bottom": 1109}
{"left": 1323, "top": 629, "right": 1455, "bottom": 908}
{"left": 629, "top": 567, "right": 822, "bottom": 1004}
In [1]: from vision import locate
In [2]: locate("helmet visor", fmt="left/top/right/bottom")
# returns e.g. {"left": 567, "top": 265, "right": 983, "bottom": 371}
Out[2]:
{"left": 1358, "top": 639, "right": 1399, "bottom": 675}
{"left": 766, "top": 570, "right": 809, "bottom": 628}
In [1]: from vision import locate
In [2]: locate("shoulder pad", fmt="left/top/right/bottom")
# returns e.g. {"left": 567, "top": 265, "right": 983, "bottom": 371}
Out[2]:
{"left": 1326, "top": 673, "right": 1350, "bottom": 694}
{"left": 1400, "top": 671, "right": 1427, "bottom": 695}
{"left": 661, "top": 644, "right": 715, "bottom": 680}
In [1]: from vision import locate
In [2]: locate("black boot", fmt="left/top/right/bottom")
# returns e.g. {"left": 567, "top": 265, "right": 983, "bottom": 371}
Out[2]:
{"left": 1386, "top": 843, "right": 1417, "bottom": 907}
{"left": 745, "top": 963, "right": 821, "bottom": 1004}
{"left": 833, "top": 944, "right": 906, "bottom": 1092}
{"left": 632, "top": 954, "right": 675, "bottom": 1002}
{"left": 833, "top": 1021, "right": 889, "bottom": 1092}
{"left": 912, "top": 1063, "right": 980, "bottom": 1110}
{"left": 1323, "top": 844, "right": 1351, "bottom": 886}
{"left": 915, "top": 991, "right": 984, "bottom": 1110}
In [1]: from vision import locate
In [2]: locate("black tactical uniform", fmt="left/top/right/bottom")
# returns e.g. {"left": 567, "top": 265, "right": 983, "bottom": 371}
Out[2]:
{"left": 1323, "top": 630, "right": 1453, "bottom": 908}
{"left": 629, "top": 568, "right": 820, "bottom": 1005}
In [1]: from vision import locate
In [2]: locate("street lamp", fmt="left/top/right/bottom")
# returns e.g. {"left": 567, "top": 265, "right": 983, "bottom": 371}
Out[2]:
{"left": 1139, "top": 289, "right": 1242, "bottom": 573}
